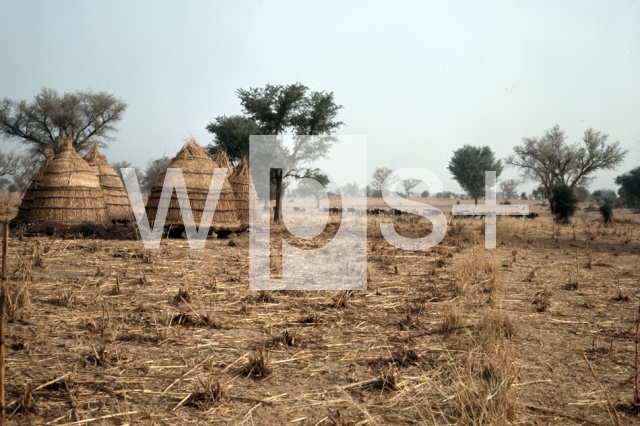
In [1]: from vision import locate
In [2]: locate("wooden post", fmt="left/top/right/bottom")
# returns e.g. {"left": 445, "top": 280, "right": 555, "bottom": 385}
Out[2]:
{"left": 0, "top": 219, "right": 8, "bottom": 426}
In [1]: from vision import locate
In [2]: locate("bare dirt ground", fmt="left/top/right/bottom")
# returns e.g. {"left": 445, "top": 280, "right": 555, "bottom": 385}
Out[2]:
{"left": 2, "top": 197, "right": 640, "bottom": 425}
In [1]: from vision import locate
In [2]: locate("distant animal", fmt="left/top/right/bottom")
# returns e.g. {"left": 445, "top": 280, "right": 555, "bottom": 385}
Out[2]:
{"left": 526, "top": 212, "right": 539, "bottom": 219}
{"left": 329, "top": 207, "right": 342, "bottom": 214}
{"left": 347, "top": 207, "right": 356, "bottom": 214}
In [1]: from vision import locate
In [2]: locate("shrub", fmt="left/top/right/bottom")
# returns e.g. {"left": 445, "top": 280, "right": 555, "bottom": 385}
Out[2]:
{"left": 550, "top": 185, "right": 578, "bottom": 224}
{"left": 599, "top": 203, "right": 613, "bottom": 225}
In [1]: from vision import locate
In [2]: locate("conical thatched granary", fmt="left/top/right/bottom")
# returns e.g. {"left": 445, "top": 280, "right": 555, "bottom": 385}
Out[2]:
{"left": 213, "top": 150, "right": 233, "bottom": 180}
{"left": 84, "top": 144, "right": 134, "bottom": 223}
{"left": 145, "top": 140, "right": 242, "bottom": 234}
{"left": 14, "top": 149, "right": 54, "bottom": 223}
{"left": 229, "top": 156, "right": 258, "bottom": 225}
{"left": 27, "top": 138, "right": 109, "bottom": 224}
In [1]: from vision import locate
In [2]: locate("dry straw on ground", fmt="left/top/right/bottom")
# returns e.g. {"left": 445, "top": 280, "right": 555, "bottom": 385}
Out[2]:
{"left": 2, "top": 200, "right": 640, "bottom": 424}
{"left": 83, "top": 143, "right": 134, "bottom": 223}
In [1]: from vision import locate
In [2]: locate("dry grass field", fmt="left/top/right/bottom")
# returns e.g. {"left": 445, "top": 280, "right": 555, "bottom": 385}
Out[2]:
{"left": 2, "top": 197, "right": 640, "bottom": 425}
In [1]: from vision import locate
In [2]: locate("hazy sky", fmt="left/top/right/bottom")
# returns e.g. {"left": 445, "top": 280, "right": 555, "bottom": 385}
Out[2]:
{"left": 1, "top": 1, "right": 638, "bottom": 194}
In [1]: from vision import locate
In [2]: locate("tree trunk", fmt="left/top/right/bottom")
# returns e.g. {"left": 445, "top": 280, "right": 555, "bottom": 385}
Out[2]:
{"left": 474, "top": 196, "right": 478, "bottom": 205}
{"left": 316, "top": 197, "right": 320, "bottom": 208}
{"left": 273, "top": 169, "right": 283, "bottom": 223}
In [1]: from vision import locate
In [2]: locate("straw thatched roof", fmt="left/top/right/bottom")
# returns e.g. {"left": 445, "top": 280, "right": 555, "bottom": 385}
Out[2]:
{"left": 84, "top": 144, "right": 134, "bottom": 223}
{"left": 229, "top": 156, "right": 258, "bottom": 225}
{"left": 145, "top": 140, "right": 242, "bottom": 231}
{"left": 14, "top": 149, "right": 54, "bottom": 223}
{"left": 213, "top": 150, "right": 233, "bottom": 180}
{"left": 27, "top": 138, "right": 110, "bottom": 224}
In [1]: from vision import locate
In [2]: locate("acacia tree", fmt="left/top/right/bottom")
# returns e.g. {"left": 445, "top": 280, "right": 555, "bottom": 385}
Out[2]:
{"left": 236, "top": 84, "right": 343, "bottom": 222}
{"left": 0, "top": 149, "right": 20, "bottom": 178}
{"left": 499, "top": 179, "right": 519, "bottom": 201}
{"left": 371, "top": 167, "right": 400, "bottom": 196}
{"left": 401, "top": 178, "right": 421, "bottom": 198}
{"left": 0, "top": 88, "right": 127, "bottom": 158}
{"left": 616, "top": 167, "right": 640, "bottom": 208}
{"left": 506, "top": 125, "right": 627, "bottom": 201}
{"left": 448, "top": 145, "right": 503, "bottom": 204}
{"left": 205, "top": 115, "right": 263, "bottom": 163}
{"left": 294, "top": 169, "right": 330, "bottom": 207}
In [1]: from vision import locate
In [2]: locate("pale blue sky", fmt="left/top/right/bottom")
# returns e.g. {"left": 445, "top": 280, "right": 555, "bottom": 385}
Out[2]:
{"left": 1, "top": 1, "right": 638, "bottom": 194}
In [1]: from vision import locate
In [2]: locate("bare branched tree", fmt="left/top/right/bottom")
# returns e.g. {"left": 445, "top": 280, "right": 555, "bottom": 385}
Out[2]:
{"left": 499, "top": 179, "right": 519, "bottom": 201}
{"left": 0, "top": 88, "right": 127, "bottom": 158}
{"left": 506, "top": 125, "right": 628, "bottom": 200}
{"left": 401, "top": 178, "right": 421, "bottom": 198}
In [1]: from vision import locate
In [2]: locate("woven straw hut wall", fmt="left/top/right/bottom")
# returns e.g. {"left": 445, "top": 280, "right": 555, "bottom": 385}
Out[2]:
{"left": 14, "top": 149, "right": 54, "bottom": 223}
{"left": 229, "top": 156, "right": 258, "bottom": 224}
{"left": 27, "top": 139, "right": 109, "bottom": 224}
{"left": 145, "top": 140, "right": 242, "bottom": 231}
{"left": 84, "top": 144, "right": 134, "bottom": 223}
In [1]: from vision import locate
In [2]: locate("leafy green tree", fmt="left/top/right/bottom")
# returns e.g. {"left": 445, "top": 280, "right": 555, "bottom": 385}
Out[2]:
{"left": 550, "top": 184, "right": 578, "bottom": 224}
{"left": 421, "top": 190, "right": 430, "bottom": 198}
{"left": 236, "top": 83, "right": 343, "bottom": 222}
{"left": 520, "top": 192, "right": 528, "bottom": 200}
{"left": 599, "top": 203, "right": 613, "bottom": 225}
{"left": 0, "top": 88, "right": 127, "bottom": 158}
{"left": 448, "top": 145, "right": 503, "bottom": 204}
{"left": 573, "top": 186, "right": 590, "bottom": 202}
{"left": 615, "top": 167, "right": 640, "bottom": 208}
{"left": 294, "top": 169, "right": 330, "bottom": 207}
{"left": 205, "top": 115, "right": 263, "bottom": 163}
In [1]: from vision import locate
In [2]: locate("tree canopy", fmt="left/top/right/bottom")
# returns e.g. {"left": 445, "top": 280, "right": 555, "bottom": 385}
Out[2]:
{"left": 233, "top": 83, "right": 343, "bottom": 221}
{"left": 499, "top": 179, "right": 519, "bottom": 201}
{"left": 506, "top": 125, "right": 627, "bottom": 200}
{"left": 0, "top": 88, "right": 127, "bottom": 158}
{"left": 205, "top": 115, "right": 263, "bottom": 162}
{"left": 447, "top": 145, "right": 503, "bottom": 204}
{"left": 615, "top": 167, "right": 640, "bottom": 208}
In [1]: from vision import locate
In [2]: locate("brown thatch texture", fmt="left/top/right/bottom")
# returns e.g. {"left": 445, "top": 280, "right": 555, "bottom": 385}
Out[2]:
{"left": 229, "top": 156, "right": 258, "bottom": 224}
{"left": 14, "top": 149, "right": 54, "bottom": 222}
{"left": 27, "top": 138, "right": 109, "bottom": 224}
{"left": 213, "top": 150, "right": 233, "bottom": 179}
{"left": 146, "top": 140, "right": 242, "bottom": 231}
{"left": 84, "top": 144, "right": 134, "bottom": 222}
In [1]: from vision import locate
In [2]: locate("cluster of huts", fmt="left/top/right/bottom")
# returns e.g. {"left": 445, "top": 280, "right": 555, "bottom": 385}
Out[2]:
{"left": 12, "top": 138, "right": 255, "bottom": 237}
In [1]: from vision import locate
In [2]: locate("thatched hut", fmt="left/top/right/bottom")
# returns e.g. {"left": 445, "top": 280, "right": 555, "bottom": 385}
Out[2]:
{"left": 229, "top": 156, "right": 258, "bottom": 225}
{"left": 84, "top": 144, "right": 134, "bottom": 223}
{"left": 27, "top": 138, "right": 109, "bottom": 224}
{"left": 14, "top": 149, "right": 54, "bottom": 223}
{"left": 213, "top": 150, "right": 233, "bottom": 180}
{"left": 145, "top": 140, "right": 242, "bottom": 235}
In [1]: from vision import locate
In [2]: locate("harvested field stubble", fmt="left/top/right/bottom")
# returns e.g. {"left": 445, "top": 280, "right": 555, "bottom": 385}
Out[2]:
{"left": 3, "top": 206, "right": 640, "bottom": 424}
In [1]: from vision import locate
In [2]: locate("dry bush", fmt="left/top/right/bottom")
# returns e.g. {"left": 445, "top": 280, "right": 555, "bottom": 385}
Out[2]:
{"left": 328, "top": 409, "right": 359, "bottom": 426}
{"left": 442, "top": 306, "right": 463, "bottom": 334}
{"left": 172, "top": 287, "right": 191, "bottom": 305}
{"left": 452, "top": 249, "right": 500, "bottom": 296}
{"left": 477, "top": 309, "right": 517, "bottom": 345}
{"left": 375, "top": 363, "right": 399, "bottom": 391}
{"left": 273, "top": 329, "right": 300, "bottom": 347}
{"left": 532, "top": 287, "right": 552, "bottom": 312}
{"left": 186, "top": 376, "right": 225, "bottom": 409}
{"left": 246, "top": 342, "right": 271, "bottom": 379}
